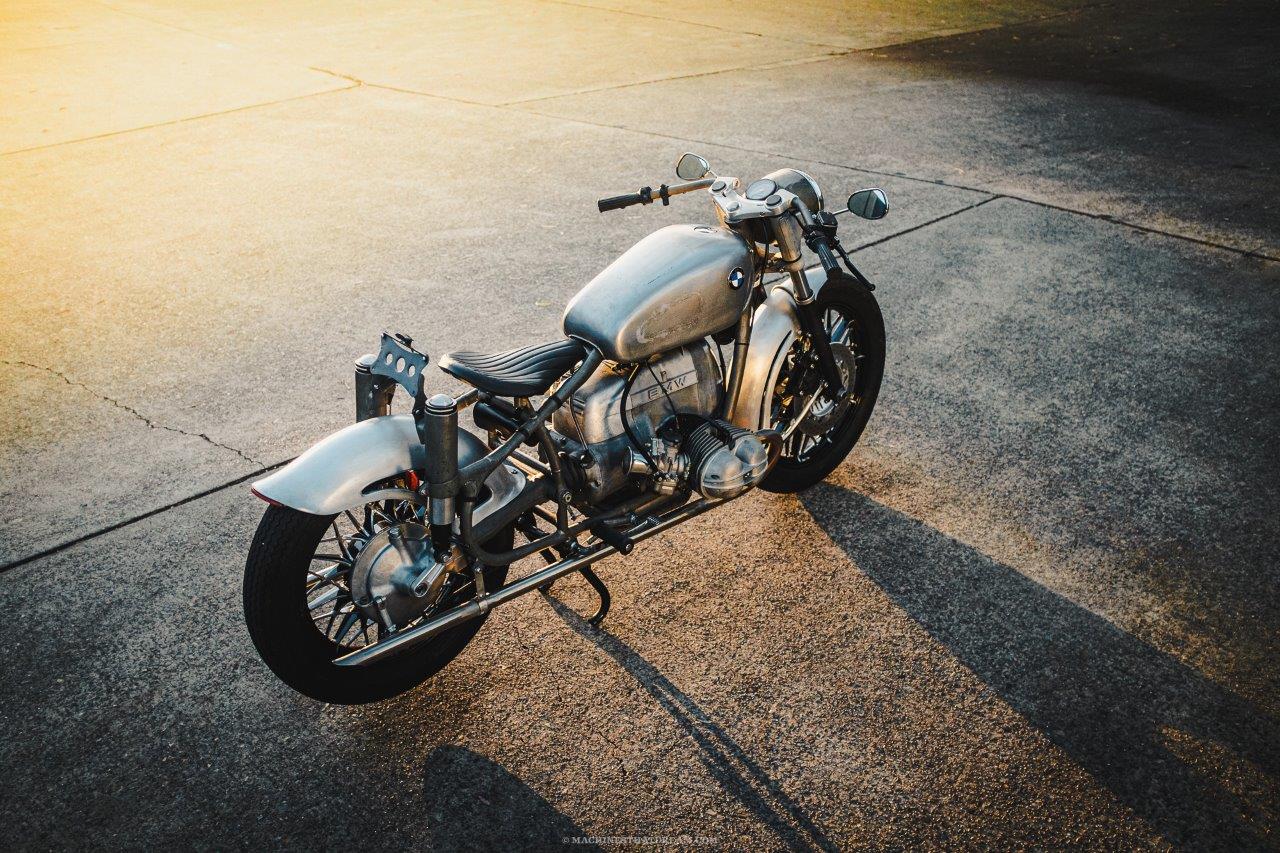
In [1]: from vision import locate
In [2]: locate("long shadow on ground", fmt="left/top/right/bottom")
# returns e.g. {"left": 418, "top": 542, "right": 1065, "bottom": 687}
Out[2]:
{"left": 546, "top": 596, "right": 838, "bottom": 852}
{"left": 802, "top": 483, "right": 1279, "bottom": 849}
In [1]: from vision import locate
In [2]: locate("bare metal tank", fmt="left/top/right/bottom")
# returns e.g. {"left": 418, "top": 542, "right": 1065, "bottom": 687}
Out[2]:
{"left": 563, "top": 224, "right": 752, "bottom": 363}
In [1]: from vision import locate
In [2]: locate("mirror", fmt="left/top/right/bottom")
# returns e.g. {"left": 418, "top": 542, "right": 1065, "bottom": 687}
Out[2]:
{"left": 675, "top": 152, "right": 711, "bottom": 181}
{"left": 847, "top": 188, "right": 888, "bottom": 220}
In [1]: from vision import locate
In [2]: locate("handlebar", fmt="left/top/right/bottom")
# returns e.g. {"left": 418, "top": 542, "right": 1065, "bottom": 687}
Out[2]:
{"left": 597, "top": 178, "right": 714, "bottom": 212}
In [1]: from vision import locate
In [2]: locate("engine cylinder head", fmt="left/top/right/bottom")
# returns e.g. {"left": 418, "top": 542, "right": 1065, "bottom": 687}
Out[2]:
{"left": 685, "top": 420, "right": 771, "bottom": 499}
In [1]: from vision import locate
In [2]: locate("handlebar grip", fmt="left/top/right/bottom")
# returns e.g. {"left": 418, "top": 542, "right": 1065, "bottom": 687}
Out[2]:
{"left": 597, "top": 187, "right": 653, "bottom": 212}
{"left": 813, "top": 237, "right": 841, "bottom": 276}
{"left": 597, "top": 193, "right": 642, "bottom": 212}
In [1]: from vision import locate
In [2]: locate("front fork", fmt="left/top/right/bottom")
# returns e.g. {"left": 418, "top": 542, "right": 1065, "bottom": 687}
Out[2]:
{"left": 774, "top": 215, "right": 848, "bottom": 400}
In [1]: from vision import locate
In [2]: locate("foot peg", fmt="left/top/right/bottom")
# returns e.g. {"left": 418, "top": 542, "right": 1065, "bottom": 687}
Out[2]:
{"left": 590, "top": 522, "right": 634, "bottom": 555}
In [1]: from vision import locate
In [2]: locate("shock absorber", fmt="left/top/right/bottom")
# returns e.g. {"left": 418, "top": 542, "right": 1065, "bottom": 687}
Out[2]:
{"left": 422, "top": 393, "right": 460, "bottom": 555}
{"left": 354, "top": 354, "right": 396, "bottom": 421}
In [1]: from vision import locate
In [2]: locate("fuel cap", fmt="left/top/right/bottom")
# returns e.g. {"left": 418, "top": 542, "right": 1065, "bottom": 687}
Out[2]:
{"left": 745, "top": 179, "right": 777, "bottom": 201}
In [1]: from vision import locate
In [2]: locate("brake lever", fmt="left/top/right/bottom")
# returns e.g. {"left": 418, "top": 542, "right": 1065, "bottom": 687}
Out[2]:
{"left": 829, "top": 235, "right": 875, "bottom": 292}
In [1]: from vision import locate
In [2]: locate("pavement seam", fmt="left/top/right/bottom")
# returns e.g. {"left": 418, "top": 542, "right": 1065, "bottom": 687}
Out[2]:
{"left": 848, "top": 194, "right": 1003, "bottom": 252}
{"left": 497, "top": 51, "right": 850, "bottom": 107}
{"left": 533, "top": 0, "right": 851, "bottom": 50}
{"left": 0, "top": 460, "right": 291, "bottom": 577}
{"left": 1, "top": 359, "right": 266, "bottom": 468}
{"left": 88, "top": 0, "right": 231, "bottom": 44}
{"left": 502, "top": 1, "right": 1114, "bottom": 107}
{"left": 508, "top": 106, "right": 1279, "bottom": 262}
{"left": 0, "top": 84, "right": 359, "bottom": 157}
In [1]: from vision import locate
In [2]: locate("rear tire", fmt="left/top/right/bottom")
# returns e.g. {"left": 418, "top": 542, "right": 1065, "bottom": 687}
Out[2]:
{"left": 243, "top": 505, "right": 512, "bottom": 704}
{"left": 759, "top": 275, "right": 885, "bottom": 494}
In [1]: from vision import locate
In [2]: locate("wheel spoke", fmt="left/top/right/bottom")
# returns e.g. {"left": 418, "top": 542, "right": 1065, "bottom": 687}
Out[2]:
{"left": 343, "top": 509, "right": 363, "bottom": 534}
{"left": 308, "top": 586, "right": 341, "bottom": 612}
{"left": 370, "top": 504, "right": 396, "bottom": 527}
{"left": 329, "top": 519, "right": 352, "bottom": 561}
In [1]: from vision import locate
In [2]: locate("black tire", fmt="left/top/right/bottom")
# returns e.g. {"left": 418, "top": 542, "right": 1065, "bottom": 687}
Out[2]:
{"left": 759, "top": 275, "right": 885, "bottom": 494}
{"left": 243, "top": 505, "right": 513, "bottom": 704}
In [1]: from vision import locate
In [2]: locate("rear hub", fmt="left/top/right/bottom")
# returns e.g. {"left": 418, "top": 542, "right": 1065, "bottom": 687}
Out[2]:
{"left": 349, "top": 522, "right": 458, "bottom": 629}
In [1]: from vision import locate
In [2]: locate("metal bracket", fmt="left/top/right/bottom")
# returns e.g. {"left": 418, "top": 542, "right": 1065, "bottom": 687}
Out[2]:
{"left": 370, "top": 332, "right": 429, "bottom": 401}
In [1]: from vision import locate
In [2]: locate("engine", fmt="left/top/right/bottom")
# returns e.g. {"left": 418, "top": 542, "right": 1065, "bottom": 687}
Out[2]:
{"left": 551, "top": 341, "right": 773, "bottom": 502}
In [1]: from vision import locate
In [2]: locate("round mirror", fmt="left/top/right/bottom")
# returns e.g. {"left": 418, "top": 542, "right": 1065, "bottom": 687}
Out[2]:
{"left": 675, "top": 152, "right": 711, "bottom": 181}
{"left": 846, "top": 188, "right": 888, "bottom": 220}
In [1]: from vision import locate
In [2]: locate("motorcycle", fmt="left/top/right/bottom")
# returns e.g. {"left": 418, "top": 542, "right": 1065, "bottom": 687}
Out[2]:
{"left": 243, "top": 153, "right": 888, "bottom": 703}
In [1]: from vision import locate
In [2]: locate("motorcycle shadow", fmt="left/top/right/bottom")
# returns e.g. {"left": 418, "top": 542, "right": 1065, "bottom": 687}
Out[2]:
{"left": 545, "top": 595, "right": 840, "bottom": 853}
{"left": 420, "top": 744, "right": 601, "bottom": 851}
{"left": 800, "top": 482, "right": 1280, "bottom": 849}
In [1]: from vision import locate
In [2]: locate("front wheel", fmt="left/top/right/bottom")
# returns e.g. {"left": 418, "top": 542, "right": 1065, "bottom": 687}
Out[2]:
{"left": 759, "top": 274, "right": 885, "bottom": 494}
{"left": 243, "top": 500, "right": 512, "bottom": 704}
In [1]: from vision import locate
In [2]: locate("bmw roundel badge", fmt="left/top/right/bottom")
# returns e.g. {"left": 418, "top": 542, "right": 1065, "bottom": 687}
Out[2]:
{"left": 728, "top": 267, "right": 745, "bottom": 290}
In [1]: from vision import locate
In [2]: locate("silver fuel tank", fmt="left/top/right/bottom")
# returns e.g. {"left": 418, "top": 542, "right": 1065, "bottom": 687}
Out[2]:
{"left": 563, "top": 224, "right": 752, "bottom": 362}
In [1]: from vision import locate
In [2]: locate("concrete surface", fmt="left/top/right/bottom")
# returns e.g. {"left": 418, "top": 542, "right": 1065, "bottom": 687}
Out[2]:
{"left": 1, "top": 0, "right": 1277, "bottom": 849}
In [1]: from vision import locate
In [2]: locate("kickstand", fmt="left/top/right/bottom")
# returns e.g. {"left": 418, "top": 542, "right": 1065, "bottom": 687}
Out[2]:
{"left": 517, "top": 515, "right": 611, "bottom": 623}
{"left": 537, "top": 565, "right": 611, "bottom": 626}
{"left": 576, "top": 566, "right": 611, "bottom": 626}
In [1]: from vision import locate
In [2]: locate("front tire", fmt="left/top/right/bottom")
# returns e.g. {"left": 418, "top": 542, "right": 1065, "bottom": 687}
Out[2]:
{"left": 243, "top": 504, "right": 512, "bottom": 704}
{"left": 759, "top": 274, "right": 885, "bottom": 494}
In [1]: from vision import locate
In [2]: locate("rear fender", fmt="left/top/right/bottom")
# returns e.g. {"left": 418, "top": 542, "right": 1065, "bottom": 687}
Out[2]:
{"left": 251, "top": 414, "right": 523, "bottom": 525}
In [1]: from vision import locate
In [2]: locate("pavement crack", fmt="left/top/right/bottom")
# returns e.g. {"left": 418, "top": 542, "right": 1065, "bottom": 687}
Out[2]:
{"left": 309, "top": 66, "right": 368, "bottom": 86}
{"left": 2, "top": 360, "right": 264, "bottom": 467}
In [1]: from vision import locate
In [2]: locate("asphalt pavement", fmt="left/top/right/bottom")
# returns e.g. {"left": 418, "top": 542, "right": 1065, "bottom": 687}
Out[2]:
{"left": 1, "top": 0, "right": 1277, "bottom": 849}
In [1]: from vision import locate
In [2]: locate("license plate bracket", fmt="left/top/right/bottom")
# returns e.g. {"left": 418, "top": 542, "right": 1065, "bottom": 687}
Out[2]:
{"left": 369, "top": 332, "right": 428, "bottom": 402}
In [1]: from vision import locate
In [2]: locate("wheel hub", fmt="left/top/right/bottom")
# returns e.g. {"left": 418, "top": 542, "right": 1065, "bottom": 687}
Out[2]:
{"left": 349, "top": 522, "right": 454, "bottom": 629}
{"left": 793, "top": 343, "right": 857, "bottom": 438}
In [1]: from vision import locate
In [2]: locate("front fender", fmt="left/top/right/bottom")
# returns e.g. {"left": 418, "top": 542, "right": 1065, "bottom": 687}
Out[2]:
{"left": 251, "top": 414, "right": 508, "bottom": 517}
{"left": 728, "top": 265, "right": 832, "bottom": 431}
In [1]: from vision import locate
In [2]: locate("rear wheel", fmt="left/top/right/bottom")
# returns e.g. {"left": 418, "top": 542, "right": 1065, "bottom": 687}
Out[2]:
{"left": 759, "top": 275, "right": 885, "bottom": 494}
{"left": 243, "top": 498, "right": 512, "bottom": 704}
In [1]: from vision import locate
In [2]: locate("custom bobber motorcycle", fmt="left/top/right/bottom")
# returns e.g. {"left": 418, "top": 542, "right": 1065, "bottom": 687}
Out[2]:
{"left": 243, "top": 153, "right": 888, "bottom": 703}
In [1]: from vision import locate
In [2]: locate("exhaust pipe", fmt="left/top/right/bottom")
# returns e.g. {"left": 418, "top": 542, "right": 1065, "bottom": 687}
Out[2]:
{"left": 334, "top": 497, "right": 721, "bottom": 667}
